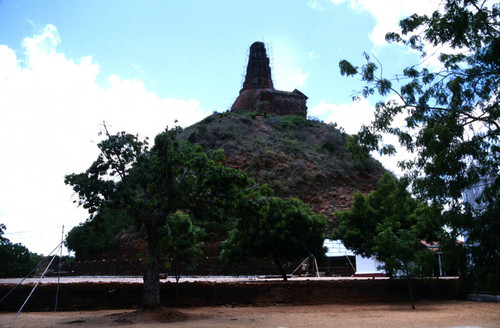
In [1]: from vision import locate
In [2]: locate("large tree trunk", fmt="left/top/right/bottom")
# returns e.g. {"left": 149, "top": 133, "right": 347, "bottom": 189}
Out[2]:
{"left": 143, "top": 225, "right": 161, "bottom": 309}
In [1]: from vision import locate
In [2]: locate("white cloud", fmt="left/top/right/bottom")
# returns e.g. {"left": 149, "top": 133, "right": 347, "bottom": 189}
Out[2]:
{"left": 0, "top": 25, "right": 208, "bottom": 254}
{"left": 310, "top": 98, "right": 374, "bottom": 134}
{"left": 288, "top": 68, "right": 309, "bottom": 88}
{"left": 310, "top": 98, "right": 413, "bottom": 176}
{"left": 331, "top": 0, "right": 440, "bottom": 45}
{"left": 270, "top": 41, "right": 308, "bottom": 91}
{"left": 0, "top": 46, "right": 18, "bottom": 78}
{"left": 273, "top": 63, "right": 308, "bottom": 91}
{"left": 308, "top": 51, "right": 320, "bottom": 60}
{"left": 131, "top": 63, "right": 145, "bottom": 75}
{"left": 306, "top": 0, "right": 324, "bottom": 11}
{"left": 353, "top": 0, "right": 490, "bottom": 72}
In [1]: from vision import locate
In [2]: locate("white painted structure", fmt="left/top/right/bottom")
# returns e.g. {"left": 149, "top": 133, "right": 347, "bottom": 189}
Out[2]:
{"left": 354, "top": 255, "right": 385, "bottom": 276}
{"left": 323, "top": 239, "right": 385, "bottom": 276}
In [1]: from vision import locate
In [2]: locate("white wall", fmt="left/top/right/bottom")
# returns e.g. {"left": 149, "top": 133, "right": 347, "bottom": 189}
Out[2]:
{"left": 355, "top": 255, "right": 385, "bottom": 275}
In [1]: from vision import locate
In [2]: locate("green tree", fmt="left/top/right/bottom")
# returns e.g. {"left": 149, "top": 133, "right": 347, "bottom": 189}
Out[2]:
{"left": 65, "top": 207, "right": 134, "bottom": 260}
{"left": 0, "top": 224, "right": 40, "bottom": 278}
{"left": 0, "top": 224, "right": 6, "bottom": 243}
{"left": 339, "top": 0, "right": 499, "bottom": 291}
{"left": 160, "top": 211, "right": 204, "bottom": 283}
{"left": 334, "top": 173, "right": 443, "bottom": 309}
{"left": 221, "top": 197, "right": 327, "bottom": 281}
{"left": 463, "top": 196, "right": 500, "bottom": 292}
{"left": 65, "top": 126, "right": 257, "bottom": 308}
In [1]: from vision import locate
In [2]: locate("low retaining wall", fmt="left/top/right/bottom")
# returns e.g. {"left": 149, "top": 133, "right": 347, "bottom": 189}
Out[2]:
{"left": 61, "top": 256, "right": 356, "bottom": 277}
{"left": 0, "top": 279, "right": 464, "bottom": 311}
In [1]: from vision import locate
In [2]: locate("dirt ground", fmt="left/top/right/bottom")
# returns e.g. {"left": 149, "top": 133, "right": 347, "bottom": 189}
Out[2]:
{"left": 0, "top": 301, "right": 498, "bottom": 328}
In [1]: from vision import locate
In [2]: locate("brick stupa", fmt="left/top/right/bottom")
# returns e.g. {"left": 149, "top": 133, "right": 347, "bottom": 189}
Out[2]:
{"left": 231, "top": 42, "right": 308, "bottom": 117}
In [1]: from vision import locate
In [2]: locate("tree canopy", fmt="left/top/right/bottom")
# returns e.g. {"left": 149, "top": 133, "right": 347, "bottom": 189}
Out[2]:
{"left": 159, "top": 211, "right": 204, "bottom": 283}
{"left": 0, "top": 224, "right": 40, "bottom": 278}
{"left": 221, "top": 197, "right": 327, "bottom": 281}
{"left": 65, "top": 208, "right": 134, "bottom": 260}
{"left": 339, "top": 0, "right": 499, "bottom": 292}
{"left": 65, "top": 126, "right": 260, "bottom": 308}
{"left": 334, "top": 173, "right": 443, "bottom": 309}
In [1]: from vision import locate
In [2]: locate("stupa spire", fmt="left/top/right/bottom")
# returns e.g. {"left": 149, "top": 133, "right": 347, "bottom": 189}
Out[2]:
{"left": 231, "top": 41, "right": 307, "bottom": 117}
{"left": 241, "top": 42, "right": 274, "bottom": 92}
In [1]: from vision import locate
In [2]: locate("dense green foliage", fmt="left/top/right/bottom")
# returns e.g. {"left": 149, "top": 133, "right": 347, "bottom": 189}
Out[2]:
{"left": 340, "top": 0, "right": 499, "bottom": 292}
{"left": 463, "top": 196, "right": 500, "bottom": 292}
{"left": 0, "top": 224, "right": 40, "bottom": 278}
{"left": 65, "top": 127, "right": 260, "bottom": 308}
{"left": 65, "top": 208, "right": 134, "bottom": 259}
{"left": 334, "top": 174, "right": 443, "bottom": 274}
{"left": 159, "top": 211, "right": 204, "bottom": 283}
{"left": 334, "top": 173, "right": 444, "bottom": 308}
{"left": 221, "top": 197, "right": 327, "bottom": 281}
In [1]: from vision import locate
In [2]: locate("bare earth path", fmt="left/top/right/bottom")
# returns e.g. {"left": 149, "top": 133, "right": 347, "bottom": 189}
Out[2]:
{"left": 0, "top": 301, "right": 498, "bottom": 328}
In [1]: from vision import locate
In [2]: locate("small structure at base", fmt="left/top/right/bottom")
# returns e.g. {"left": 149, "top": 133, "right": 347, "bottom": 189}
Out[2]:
{"left": 320, "top": 239, "right": 356, "bottom": 276}
{"left": 353, "top": 255, "right": 386, "bottom": 277}
{"left": 231, "top": 42, "right": 308, "bottom": 117}
{"left": 322, "top": 239, "right": 386, "bottom": 277}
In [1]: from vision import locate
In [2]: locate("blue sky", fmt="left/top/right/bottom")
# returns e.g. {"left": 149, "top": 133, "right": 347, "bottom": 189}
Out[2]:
{"left": 0, "top": 0, "right": 441, "bottom": 254}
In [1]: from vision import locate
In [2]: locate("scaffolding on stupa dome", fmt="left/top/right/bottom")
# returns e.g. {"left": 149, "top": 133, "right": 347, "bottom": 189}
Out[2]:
{"left": 241, "top": 41, "right": 274, "bottom": 91}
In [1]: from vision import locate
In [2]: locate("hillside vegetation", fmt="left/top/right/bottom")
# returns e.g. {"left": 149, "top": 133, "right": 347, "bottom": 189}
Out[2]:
{"left": 181, "top": 111, "right": 386, "bottom": 227}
